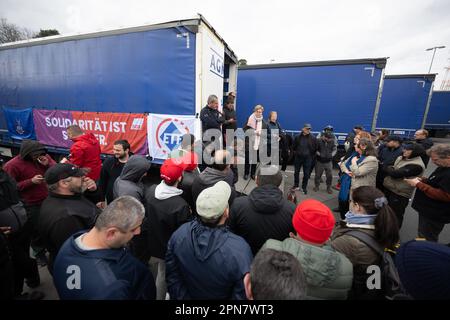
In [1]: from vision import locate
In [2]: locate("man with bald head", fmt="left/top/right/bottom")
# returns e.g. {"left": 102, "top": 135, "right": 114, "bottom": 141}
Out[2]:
{"left": 414, "top": 129, "right": 433, "bottom": 167}
{"left": 191, "top": 149, "right": 236, "bottom": 213}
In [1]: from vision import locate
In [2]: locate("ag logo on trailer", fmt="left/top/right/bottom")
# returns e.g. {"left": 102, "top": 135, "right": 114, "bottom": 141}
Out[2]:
{"left": 148, "top": 114, "right": 196, "bottom": 159}
{"left": 209, "top": 47, "right": 224, "bottom": 78}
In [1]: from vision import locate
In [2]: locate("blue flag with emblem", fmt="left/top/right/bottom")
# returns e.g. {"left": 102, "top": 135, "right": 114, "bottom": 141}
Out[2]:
{"left": 2, "top": 106, "right": 36, "bottom": 140}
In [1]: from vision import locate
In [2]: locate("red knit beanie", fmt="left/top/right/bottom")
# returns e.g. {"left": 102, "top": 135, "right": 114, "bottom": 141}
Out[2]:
{"left": 292, "top": 199, "right": 335, "bottom": 244}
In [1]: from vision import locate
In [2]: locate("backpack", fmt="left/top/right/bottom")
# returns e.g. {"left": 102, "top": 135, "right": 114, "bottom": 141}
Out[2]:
{"left": 344, "top": 230, "right": 409, "bottom": 300}
{"left": 0, "top": 202, "right": 27, "bottom": 234}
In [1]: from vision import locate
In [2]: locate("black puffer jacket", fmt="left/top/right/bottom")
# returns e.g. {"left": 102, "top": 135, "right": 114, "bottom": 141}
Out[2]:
{"left": 229, "top": 184, "right": 296, "bottom": 254}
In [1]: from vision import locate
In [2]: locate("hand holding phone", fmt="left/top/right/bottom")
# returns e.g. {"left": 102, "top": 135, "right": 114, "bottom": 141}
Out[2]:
{"left": 31, "top": 174, "right": 45, "bottom": 184}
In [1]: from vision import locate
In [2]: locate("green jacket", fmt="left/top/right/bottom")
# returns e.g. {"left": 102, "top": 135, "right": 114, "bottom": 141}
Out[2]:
{"left": 262, "top": 238, "right": 353, "bottom": 300}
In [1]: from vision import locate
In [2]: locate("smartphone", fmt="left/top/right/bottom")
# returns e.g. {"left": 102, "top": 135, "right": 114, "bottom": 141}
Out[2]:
{"left": 37, "top": 156, "right": 46, "bottom": 164}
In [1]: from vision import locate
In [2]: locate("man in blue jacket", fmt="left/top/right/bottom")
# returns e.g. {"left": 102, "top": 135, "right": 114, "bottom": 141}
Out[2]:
{"left": 52, "top": 196, "right": 156, "bottom": 300}
{"left": 166, "top": 181, "right": 253, "bottom": 300}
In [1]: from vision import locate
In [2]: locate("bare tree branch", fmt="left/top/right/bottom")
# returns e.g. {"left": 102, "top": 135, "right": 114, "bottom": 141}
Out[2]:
{"left": 0, "top": 18, "right": 36, "bottom": 44}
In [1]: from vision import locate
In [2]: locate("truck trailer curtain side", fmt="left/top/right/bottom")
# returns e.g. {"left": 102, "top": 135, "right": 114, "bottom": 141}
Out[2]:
{"left": 425, "top": 90, "right": 450, "bottom": 132}
{"left": 0, "top": 15, "right": 238, "bottom": 160}
{"left": 375, "top": 74, "right": 436, "bottom": 138}
{"left": 236, "top": 58, "right": 387, "bottom": 142}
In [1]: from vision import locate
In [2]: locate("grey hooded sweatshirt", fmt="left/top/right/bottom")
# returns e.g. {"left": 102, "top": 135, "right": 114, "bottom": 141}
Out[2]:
{"left": 113, "top": 155, "right": 150, "bottom": 203}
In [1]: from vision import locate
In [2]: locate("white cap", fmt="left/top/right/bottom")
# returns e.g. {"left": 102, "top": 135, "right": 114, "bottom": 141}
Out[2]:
{"left": 196, "top": 181, "right": 231, "bottom": 220}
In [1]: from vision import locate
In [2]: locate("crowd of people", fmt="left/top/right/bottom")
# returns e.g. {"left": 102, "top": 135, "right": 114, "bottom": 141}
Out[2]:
{"left": 0, "top": 96, "right": 449, "bottom": 301}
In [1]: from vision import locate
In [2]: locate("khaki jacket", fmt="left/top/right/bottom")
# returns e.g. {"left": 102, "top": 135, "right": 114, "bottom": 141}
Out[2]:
{"left": 262, "top": 238, "right": 353, "bottom": 300}
{"left": 383, "top": 156, "right": 425, "bottom": 198}
{"left": 340, "top": 156, "right": 378, "bottom": 191}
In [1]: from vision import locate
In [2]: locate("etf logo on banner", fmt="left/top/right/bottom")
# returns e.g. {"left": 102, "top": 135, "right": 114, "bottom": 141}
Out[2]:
{"left": 147, "top": 114, "right": 196, "bottom": 160}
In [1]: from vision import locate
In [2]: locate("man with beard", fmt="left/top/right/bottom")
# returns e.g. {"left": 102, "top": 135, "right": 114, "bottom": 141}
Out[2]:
{"left": 97, "top": 140, "right": 131, "bottom": 208}
{"left": 38, "top": 164, "right": 101, "bottom": 273}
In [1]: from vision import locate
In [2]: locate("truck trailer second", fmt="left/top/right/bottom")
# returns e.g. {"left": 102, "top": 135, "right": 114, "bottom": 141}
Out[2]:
{"left": 236, "top": 58, "right": 387, "bottom": 143}
{"left": 425, "top": 90, "right": 450, "bottom": 137}
{"left": 375, "top": 74, "right": 435, "bottom": 138}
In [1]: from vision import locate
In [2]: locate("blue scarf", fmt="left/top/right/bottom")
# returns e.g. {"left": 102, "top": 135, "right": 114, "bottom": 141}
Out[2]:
{"left": 345, "top": 211, "right": 377, "bottom": 225}
{"left": 338, "top": 152, "right": 365, "bottom": 202}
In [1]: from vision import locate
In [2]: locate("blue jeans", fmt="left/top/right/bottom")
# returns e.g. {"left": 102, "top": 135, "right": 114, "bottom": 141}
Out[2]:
{"left": 294, "top": 155, "right": 312, "bottom": 189}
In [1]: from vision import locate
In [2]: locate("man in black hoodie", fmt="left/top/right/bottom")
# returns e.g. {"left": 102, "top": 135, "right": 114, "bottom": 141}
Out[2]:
{"left": 38, "top": 164, "right": 100, "bottom": 273}
{"left": 229, "top": 165, "right": 296, "bottom": 255}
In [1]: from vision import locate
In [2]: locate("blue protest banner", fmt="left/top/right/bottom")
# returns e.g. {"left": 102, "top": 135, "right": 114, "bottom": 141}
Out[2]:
{"left": 2, "top": 106, "right": 36, "bottom": 140}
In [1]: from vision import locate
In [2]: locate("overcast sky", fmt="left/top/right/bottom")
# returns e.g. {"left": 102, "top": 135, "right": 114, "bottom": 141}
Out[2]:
{"left": 1, "top": 0, "right": 450, "bottom": 87}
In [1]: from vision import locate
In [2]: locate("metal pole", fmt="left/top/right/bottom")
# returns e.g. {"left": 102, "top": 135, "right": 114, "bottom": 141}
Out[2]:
{"left": 421, "top": 81, "right": 435, "bottom": 129}
{"left": 371, "top": 67, "right": 386, "bottom": 132}
{"left": 426, "top": 46, "right": 446, "bottom": 73}
{"left": 428, "top": 48, "right": 437, "bottom": 73}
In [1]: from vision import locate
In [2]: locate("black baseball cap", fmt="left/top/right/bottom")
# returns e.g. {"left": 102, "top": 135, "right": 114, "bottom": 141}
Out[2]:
{"left": 44, "top": 163, "right": 87, "bottom": 184}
